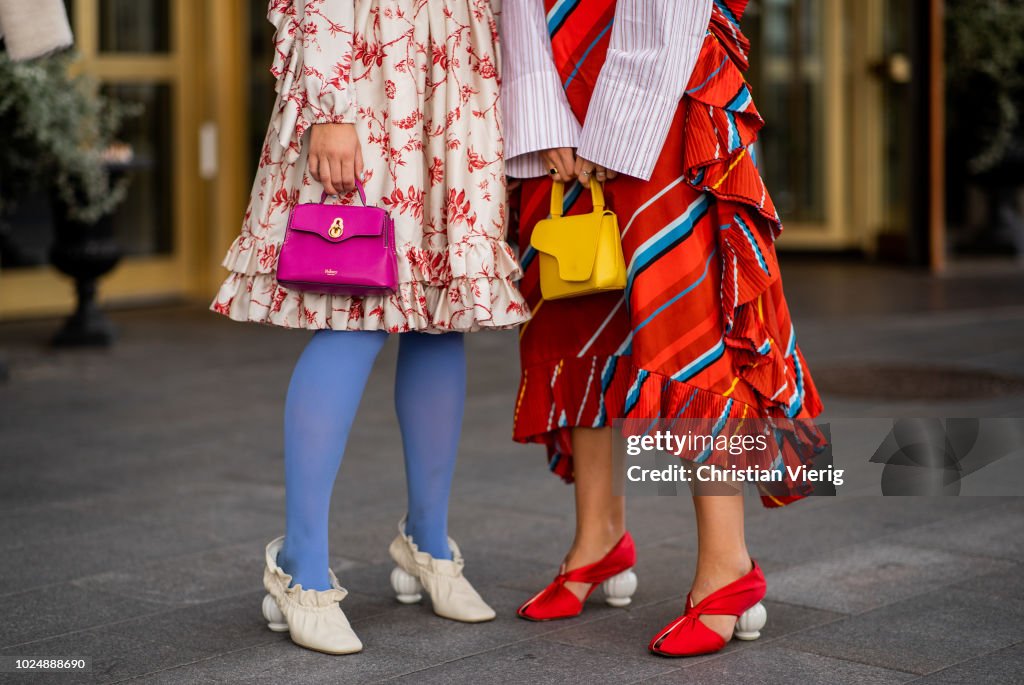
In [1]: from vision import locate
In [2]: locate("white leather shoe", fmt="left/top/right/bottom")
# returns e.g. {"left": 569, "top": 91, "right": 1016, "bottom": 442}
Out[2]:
{"left": 388, "top": 517, "right": 496, "bottom": 623}
{"left": 262, "top": 536, "right": 363, "bottom": 655}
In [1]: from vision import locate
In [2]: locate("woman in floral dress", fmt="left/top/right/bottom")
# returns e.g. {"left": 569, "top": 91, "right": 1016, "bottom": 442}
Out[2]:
{"left": 212, "top": 0, "right": 527, "bottom": 655}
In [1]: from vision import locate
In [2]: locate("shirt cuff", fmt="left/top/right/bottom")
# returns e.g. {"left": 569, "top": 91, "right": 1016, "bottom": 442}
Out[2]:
{"left": 503, "top": 70, "right": 581, "bottom": 176}
{"left": 507, "top": 152, "right": 551, "bottom": 179}
{"left": 577, "top": 80, "right": 680, "bottom": 181}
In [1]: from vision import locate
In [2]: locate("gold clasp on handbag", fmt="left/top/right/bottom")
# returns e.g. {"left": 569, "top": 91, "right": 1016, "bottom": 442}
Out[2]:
{"left": 328, "top": 217, "right": 344, "bottom": 238}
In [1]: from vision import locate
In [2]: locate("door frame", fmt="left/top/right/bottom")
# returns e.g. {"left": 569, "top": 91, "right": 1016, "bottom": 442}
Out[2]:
{"left": 0, "top": 0, "right": 205, "bottom": 318}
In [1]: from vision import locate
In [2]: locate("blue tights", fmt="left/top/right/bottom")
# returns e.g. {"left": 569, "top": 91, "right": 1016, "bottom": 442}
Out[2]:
{"left": 276, "top": 329, "right": 466, "bottom": 591}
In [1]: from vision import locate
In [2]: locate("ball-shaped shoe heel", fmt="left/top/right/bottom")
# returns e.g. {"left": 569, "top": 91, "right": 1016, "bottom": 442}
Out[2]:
{"left": 390, "top": 565, "right": 423, "bottom": 604}
{"left": 262, "top": 593, "right": 288, "bottom": 632}
{"left": 734, "top": 602, "right": 767, "bottom": 640}
{"left": 602, "top": 568, "right": 638, "bottom": 608}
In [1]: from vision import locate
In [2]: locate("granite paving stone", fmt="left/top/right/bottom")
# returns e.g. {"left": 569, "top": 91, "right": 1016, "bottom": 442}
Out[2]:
{"left": 98, "top": 592, "right": 285, "bottom": 656}
{"left": 640, "top": 645, "right": 913, "bottom": 685}
{"left": 765, "top": 540, "right": 1016, "bottom": 614}
{"left": 0, "top": 631, "right": 202, "bottom": 685}
{"left": 0, "top": 584, "right": 167, "bottom": 649}
{"left": 382, "top": 639, "right": 677, "bottom": 685}
{"left": 909, "top": 642, "right": 1024, "bottom": 684}
{"left": 946, "top": 564, "right": 1024, "bottom": 601}
{"left": 71, "top": 544, "right": 296, "bottom": 607}
{"left": 139, "top": 640, "right": 434, "bottom": 685}
{"left": 743, "top": 496, "right": 1007, "bottom": 570}
{"left": 1, "top": 262, "right": 1023, "bottom": 682}
{"left": 881, "top": 498, "right": 1024, "bottom": 563}
{"left": 779, "top": 587, "right": 1024, "bottom": 675}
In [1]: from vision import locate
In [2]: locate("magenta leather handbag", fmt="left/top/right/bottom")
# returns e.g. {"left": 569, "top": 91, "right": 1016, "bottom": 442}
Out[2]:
{"left": 277, "top": 178, "right": 397, "bottom": 295}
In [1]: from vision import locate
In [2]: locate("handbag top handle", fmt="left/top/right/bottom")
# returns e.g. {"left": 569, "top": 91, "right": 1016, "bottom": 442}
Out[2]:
{"left": 549, "top": 177, "right": 606, "bottom": 218}
{"left": 320, "top": 177, "right": 369, "bottom": 206}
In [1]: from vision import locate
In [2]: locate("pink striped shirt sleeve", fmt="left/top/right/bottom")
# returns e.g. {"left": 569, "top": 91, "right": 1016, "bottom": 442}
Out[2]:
{"left": 501, "top": 0, "right": 712, "bottom": 181}
{"left": 578, "top": 0, "right": 713, "bottom": 181}
{"left": 501, "top": 0, "right": 582, "bottom": 179}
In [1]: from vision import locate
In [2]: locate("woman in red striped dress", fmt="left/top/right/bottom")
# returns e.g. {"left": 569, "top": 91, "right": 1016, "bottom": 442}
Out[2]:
{"left": 502, "top": 0, "right": 824, "bottom": 656}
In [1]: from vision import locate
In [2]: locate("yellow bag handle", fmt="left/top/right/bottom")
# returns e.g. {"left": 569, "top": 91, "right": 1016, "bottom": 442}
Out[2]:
{"left": 549, "top": 176, "right": 606, "bottom": 218}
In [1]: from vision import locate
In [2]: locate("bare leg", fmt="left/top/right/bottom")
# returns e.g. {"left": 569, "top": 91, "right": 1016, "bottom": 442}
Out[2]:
{"left": 562, "top": 426, "right": 626, "bottom": 601}
{"left": 690, "top": 493, "right": 753, "bottom": 639}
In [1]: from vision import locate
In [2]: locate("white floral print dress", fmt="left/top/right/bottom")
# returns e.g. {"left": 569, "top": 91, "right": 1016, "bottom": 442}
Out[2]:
{"left": 211, "top": 0, "right": 528, "bottom": 332}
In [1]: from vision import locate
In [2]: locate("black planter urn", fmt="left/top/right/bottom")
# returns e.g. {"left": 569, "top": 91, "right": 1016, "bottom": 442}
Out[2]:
{"left": 48, "top": 202, "right": 122, "bottom": 347}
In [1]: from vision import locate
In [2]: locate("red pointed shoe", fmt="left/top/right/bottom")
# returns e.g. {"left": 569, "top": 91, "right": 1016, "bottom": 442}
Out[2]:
{"left": 517, "top": 532, "right": 637, "bottom": 621}
{"left": 648, "top": 560, "right": 768, "bottom": 657}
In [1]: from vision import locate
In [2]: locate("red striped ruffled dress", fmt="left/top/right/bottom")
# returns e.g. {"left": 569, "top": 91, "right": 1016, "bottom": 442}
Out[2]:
{"left": 511, "top": 0, "right": 825, "bottom": 508}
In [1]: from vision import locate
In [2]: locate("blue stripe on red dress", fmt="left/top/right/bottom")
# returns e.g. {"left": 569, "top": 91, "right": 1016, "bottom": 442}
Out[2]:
{"left": 512, "top": 0, "right": 824, "bottom": 508}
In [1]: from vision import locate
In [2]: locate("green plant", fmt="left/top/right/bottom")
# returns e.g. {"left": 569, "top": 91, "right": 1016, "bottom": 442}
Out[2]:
{"left": 0, "top": 51, "right": 140, "bottom": 224}
{"left": 946, "top": 0, "right": 1024, "bottom": 175}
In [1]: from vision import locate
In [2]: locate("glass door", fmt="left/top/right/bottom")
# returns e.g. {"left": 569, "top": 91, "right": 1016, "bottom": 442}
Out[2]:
{"left": 744, "top": 0, "right": 918, "bottom": 253}
{"left": 745, "top": 0, "right": 848, "bottom": 248}
{"left": 0, "top": 0, "right": 202, "bottom": 318}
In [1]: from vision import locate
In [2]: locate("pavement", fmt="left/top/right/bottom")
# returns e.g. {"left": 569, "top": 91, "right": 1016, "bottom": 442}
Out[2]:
{"left": 2, "top": 259, "right": 1024, "bottom": 684}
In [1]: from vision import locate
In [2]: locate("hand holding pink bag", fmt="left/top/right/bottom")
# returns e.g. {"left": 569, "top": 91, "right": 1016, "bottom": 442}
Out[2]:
{"left": 276, "top": 178, "right": 398, "bottom": 296}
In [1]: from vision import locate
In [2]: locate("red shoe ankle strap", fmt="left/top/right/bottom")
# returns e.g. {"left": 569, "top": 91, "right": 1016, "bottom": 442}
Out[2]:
{"left": 685, "top": 561, "right": 765, "bottom": 618}
{"left": 555, "top": 532, "right": 636, "bottom": 585}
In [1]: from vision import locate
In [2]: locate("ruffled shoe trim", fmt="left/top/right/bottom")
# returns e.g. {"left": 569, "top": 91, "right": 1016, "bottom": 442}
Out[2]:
{"left": 263, "top": 537, "right": 349, "bottom": 607}
{"left": 388, "top": 516, "right": 496, "bottom": 623}
{"left": 389, "top": 516, "right": 467, "bottom": 578}
{"left": 262, "top": 536, "right": 363, "bottom": 654}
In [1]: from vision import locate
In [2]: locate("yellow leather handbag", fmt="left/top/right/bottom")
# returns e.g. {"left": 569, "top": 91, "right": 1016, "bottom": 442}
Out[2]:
{"left": 530, "top": 178, "right": 627, "bottom": 301}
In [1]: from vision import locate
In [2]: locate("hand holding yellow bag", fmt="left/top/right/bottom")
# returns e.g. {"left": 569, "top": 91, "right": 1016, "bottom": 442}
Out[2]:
{"left": 530, "top": 177, "right": 627, "bottom": 301}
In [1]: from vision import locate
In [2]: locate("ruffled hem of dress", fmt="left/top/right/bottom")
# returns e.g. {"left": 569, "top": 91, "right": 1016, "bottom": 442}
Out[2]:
{"left": 220, "top": 231, "right": 523, "bottom": 282}
{"left": 210, "top": 270, "right": 530, "bottom": 333}
{"left": 512, "top": 353, "right": 825, "bottom": 508}
{"left": 675, "top": 26, "right": 824, "bottom": 411}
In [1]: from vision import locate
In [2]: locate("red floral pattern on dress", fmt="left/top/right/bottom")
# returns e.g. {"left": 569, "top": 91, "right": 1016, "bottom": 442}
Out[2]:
{"left": 211, "top": 0, "right": 527, "bottom": 332}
